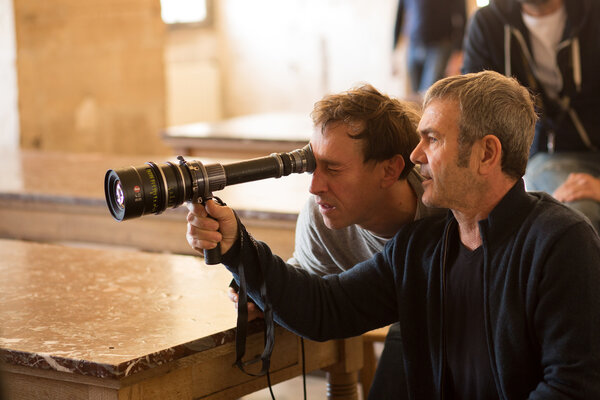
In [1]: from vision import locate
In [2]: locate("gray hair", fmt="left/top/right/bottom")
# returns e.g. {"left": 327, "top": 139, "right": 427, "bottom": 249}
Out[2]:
{"left": 423, "top": 70, "right": 537, "bottom": 179}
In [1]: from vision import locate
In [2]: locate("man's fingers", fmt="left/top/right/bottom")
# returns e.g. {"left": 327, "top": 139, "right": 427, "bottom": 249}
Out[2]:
{"left": 248, "top": 308, "right": 264, "bottom": 321}
{"left": 187, "top": 211, "right": 220, "bottom": 231}
{"left": 228, "top": 288, "right": 239, "bottom": 303}
{"left": 205, "top": 199, "right": 233, "bottom": 221}
{"left": 227, "top": 287, "right": 264, "bottom": 321}
{"left": 186, "top": 201, "right": 207, "bottom": 216}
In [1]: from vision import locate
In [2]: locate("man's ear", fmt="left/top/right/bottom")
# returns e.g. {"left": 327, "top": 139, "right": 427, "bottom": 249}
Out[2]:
{"left": 478, "top": 134, "right": 502, "bottom": 175}
{"left": 381, "top": 154, "right": 405, "bottom": 187}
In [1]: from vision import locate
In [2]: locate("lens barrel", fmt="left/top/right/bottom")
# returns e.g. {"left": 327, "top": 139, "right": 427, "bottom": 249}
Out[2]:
{"left": 104, "top": 160, "right": 190, "bottom": 221}
{"left": 104, "top": 144, "right": 315, "bottom": 221}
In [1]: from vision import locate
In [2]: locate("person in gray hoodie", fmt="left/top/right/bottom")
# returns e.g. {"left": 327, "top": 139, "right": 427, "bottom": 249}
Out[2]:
{"left": 462, "top": 0, "right": 600, "bottom": 232}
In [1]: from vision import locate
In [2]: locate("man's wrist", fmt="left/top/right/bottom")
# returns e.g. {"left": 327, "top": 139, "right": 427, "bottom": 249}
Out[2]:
{"left": 221, "top": 233, "right": 242, "bottom": 266}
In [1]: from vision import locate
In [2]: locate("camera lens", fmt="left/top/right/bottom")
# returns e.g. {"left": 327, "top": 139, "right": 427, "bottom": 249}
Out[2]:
{"left": 104, "top": 161, "right": 192, "bottom": 221}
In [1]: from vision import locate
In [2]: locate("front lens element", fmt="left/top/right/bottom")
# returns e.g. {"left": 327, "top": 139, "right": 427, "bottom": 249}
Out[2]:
{"left": 115, "top": 181, "right": 125, "bottom": 209}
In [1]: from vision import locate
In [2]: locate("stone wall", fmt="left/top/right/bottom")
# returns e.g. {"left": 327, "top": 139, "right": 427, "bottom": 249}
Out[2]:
{"left": 13, "top": 0, "right": 170, "bottom": 154}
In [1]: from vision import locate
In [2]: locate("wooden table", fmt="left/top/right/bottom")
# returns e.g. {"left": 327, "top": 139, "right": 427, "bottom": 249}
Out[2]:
{"left": 0, "top": 239, "right": 363, "bottom": 399}
{"left": 161, "top": 112, "right": 314, "bottom": 158}
{"left": 0, "top": 149, "right": 311, "bottom": 259}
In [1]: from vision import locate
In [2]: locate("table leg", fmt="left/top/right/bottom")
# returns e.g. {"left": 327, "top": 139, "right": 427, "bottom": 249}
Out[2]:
{"left": 323, "top": 337, "right": 363, "bottom": 400}
{"left": 326, "top": 370, "right": 359, "bottom": 400}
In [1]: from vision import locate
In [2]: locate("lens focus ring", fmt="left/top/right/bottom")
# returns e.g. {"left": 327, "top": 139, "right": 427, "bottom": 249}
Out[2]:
{"left": 205, "top": 164, "right": 226, "bottom": 192}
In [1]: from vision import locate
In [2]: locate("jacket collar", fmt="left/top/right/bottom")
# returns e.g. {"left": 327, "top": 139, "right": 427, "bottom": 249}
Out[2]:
{"left": 443, "top": 179, "right": 536, "bottom": 246}
{"left": 478, "top": 179, "right": 536, "bottom": 245}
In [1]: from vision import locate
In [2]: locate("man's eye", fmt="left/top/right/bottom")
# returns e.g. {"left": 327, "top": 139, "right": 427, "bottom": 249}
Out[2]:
{"left": 428, "top": 136, "right": 438, "bottom": 143}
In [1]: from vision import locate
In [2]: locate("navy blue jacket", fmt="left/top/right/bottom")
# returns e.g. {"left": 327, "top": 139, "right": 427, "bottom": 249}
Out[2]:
{"left": 223, "top": 180, "right": 600, "bottom": 399}
{"left": 462, "top": 0, "right": 600, "bottom": 155}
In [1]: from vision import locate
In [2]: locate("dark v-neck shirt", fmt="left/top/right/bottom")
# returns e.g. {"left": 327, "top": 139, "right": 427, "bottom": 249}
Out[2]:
{"left": 444, "top": 238, "right": 499, "bottom": 399}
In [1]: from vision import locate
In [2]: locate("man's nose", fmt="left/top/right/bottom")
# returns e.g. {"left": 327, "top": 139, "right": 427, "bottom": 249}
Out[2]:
{"left": 309, "top": 168, "right": 326, "bottom": 195}
{"left": 410, "top": 140, "right": 426, "bottom": 165}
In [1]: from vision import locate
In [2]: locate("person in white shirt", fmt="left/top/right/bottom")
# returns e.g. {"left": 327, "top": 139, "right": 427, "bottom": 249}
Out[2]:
{"left": 462, "top": 0, "right": 600, "bottom": 232}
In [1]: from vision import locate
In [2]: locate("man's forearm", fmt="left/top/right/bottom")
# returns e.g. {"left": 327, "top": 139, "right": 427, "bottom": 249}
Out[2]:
{"left": 221, "top": 223, "right": 396, "bottom": 341}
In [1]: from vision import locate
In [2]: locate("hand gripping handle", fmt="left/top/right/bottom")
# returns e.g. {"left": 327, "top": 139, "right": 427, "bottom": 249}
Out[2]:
{"left": 202, "top": 196, "right": 225, "bottom": 265}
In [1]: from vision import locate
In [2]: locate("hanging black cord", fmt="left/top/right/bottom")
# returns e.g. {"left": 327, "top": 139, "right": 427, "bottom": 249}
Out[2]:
{"left": 265, "top": 318, "right": 276, "bottom": 400}
{"left": 231, "top": 213, "right": 275, "bottom": 378}
{"left": 229, "top": 214, "right": 309, "bottom": 400}
{"left": 229, "top": 212, "right": 278, "bottom": 400}
{"left": 301, "top": 337, "right": 307, "bottom": 400}
{"left": 266, "top": 369, "right": 276, "bottom": 400}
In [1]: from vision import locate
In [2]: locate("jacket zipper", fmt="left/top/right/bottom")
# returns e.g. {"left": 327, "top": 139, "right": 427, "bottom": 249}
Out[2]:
{"left": 506, "top": 26, "right": 596, "bottom": 151}
{"left": 440, "top": 221, "right": 453, "bottom": 400}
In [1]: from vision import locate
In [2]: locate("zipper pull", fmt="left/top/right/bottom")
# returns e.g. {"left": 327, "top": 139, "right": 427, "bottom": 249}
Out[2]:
{"left": 547, "top": 130, "right": 556, "bottom": 154}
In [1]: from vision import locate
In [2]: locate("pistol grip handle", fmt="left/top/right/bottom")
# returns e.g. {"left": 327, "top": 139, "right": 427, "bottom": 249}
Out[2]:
{"left": 202, "top": 196, "right": 225, "bottom": 265}
{"left": 204, "top": 244, "right": 222, "bottom": 265}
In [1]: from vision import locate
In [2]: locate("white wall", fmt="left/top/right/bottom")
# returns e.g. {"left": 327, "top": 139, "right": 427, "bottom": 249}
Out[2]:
{"left": 219, "top": 0, "right": 404, "bottom": 117}
{"left": 164, "top": 0, "right": 408, "bottom": 126}
{"left": 0, "top": 0, "right": 19, "bottom": 150}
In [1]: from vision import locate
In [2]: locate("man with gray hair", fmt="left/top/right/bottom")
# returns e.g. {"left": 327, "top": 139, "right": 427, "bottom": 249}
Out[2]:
{"left": 187, "top": 71, "right": 600, "bottom": 399}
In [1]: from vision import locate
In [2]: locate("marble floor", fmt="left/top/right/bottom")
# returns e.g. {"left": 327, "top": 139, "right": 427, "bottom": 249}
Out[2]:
{"left": 240, "top": 341, "right": 383, "bottom": 399}
{"left": 240, "top": 373, "right": 365, "bottom": 400}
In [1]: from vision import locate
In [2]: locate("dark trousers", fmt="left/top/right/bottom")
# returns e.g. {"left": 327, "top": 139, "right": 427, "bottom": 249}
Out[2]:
{"left": 367, "top": 322, "right": 409, "bottom": 399}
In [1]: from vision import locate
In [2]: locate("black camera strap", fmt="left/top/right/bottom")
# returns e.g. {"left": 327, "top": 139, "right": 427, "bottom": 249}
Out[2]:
{"left": 232, "top": 214, "right": 275, "bottom": 377}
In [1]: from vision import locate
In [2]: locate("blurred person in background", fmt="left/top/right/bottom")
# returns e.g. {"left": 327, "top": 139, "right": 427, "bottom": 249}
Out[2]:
{"left": 462, "top": 0, "right": 600, "bottom": 232}
{"left": 392, "top": 0, "right": 467, "bottom": 99}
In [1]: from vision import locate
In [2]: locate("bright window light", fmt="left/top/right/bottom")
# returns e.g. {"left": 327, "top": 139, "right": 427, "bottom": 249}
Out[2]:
{"left": 476, "top": 0, "right": 489, "bottom": 7}
{"left": 160, "top": 0, "right": 207, "bottom": 24}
